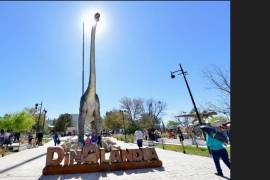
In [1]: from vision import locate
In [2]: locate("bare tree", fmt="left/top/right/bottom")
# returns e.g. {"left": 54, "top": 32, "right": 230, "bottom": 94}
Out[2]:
{"left": 204, "top": 65, "right": 230, "bottom": 114}
{"left": 120, "top": 97, "right": 144, "bottom": 122}
{"left": 145, "top": 99, "right": 167, "bottom": 130}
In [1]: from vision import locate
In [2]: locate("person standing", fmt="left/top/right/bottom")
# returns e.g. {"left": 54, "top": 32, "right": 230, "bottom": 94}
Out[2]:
{"left": 4, "top": 130, "right": 11, "bottom": 146}
{"left": 53, "top": 131, "right": 59, "bottom": 146}
{"left": 91, "top": 132, "right": 98, "bottom": 145}
{"left": 134, "top": 129, "right": 144, "bottom": 148}
{"left": 0, "top": 129, "right": 4, "bottom": 145}
{"left": 97, "top": 133, "right": 102, "bottom": 148}
{"left": 84, "top": 133, "right": 92, "bottom": 146}
{"left": 28, "top": 132, "right": 33, "bottom": 146}
{"left": 154, "top": 129, "right": 160, "bottom": 142}
{"left": 144, "top": 129, "right": 149, "bottom": 140}
{"left": 206, "top": 128, "right": 231, "bottom": 177}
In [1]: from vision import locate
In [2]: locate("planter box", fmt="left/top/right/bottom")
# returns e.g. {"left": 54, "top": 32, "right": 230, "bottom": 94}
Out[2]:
{"left": 10, "top": 143, "right": 28, "bottom": 152}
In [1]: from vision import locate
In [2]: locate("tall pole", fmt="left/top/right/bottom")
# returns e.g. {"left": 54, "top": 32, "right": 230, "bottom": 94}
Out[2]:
{"left": 42, "top": 109, "right": 47, "bottom": 132}
{"left": 36, "top": 102, "right": 43, "bottom": 132}
{"left": 120, "top": 110, "right": 127, "bottom": 142}
{"left": 82, "top": 22, "right": 85, "bottom": 96}
{"left": 36, "top": 102, "right": 43, "bottom": 146}
{"left": 179, "top": 64, "right": 203, "bottom": 126}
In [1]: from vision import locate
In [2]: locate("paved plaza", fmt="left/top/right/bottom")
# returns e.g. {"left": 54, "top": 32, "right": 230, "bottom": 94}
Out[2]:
{"left": 0, "top": 138, "right": 230, "bottom": 180}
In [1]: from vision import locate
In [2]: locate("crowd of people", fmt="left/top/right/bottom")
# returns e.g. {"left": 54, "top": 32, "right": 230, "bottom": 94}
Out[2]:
{"left": 51, "top": 131, "right": 103, "bottom": 149}
{"left": 133, "top": 127, "right": 185, "bottom": 148}
{"left": 0, "top": 129, "right": 20, "bottom": 146}
{"left": 82, "top": 132, "right": 102, "bottom": 149}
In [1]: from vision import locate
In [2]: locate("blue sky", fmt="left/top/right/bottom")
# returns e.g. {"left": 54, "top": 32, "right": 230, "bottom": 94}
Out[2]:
{"left": 0, "top": 1, "right": 230, "bottom": 123}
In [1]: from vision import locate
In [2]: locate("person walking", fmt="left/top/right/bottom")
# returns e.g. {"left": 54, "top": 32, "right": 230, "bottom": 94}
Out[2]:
{"left": 206, "top": 126, "right": 231, "bottom": 177}
{"left": 134, "top": 129, "right": 144, "bottom": 148}
{"left": 177, "top": 127, "right": 186, "bottom": 154}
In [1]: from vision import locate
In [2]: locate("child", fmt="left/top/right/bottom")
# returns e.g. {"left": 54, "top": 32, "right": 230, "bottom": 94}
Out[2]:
{"left": 84, "top": 134, "right": 92, "bottom": 146}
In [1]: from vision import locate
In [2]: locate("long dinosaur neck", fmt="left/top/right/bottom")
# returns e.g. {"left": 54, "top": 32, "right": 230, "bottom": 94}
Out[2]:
{"left": 87, "top": 23, "right": 97, "bottom": 96}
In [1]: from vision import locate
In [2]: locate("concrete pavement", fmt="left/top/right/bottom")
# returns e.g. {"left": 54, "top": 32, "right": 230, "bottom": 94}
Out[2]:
{"left": 0, "top": 137, "right": 230, "bottom": 180}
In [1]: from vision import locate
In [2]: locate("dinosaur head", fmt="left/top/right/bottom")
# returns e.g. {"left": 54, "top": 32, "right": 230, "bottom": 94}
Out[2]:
{"left": 94, "top": 12, "right": 100, "bottom": 22}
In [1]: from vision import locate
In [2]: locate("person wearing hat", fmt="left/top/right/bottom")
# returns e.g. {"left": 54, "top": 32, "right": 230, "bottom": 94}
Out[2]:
{"left": 206, "top": 124, "right": 231, "bottom": 177}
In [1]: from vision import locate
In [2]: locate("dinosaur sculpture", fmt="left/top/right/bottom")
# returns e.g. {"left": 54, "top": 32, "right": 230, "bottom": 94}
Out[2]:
{"left": 78, "top": 13, "right": 101, "bottom": 144}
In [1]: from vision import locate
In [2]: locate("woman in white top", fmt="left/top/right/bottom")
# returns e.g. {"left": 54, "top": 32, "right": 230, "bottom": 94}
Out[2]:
{"left": 134, "top": 129, "right": 144, "bottom": 148}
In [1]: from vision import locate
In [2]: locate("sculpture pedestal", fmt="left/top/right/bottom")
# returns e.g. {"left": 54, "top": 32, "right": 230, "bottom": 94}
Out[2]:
{"left": 43, "top": 160, "right": 162, "bottom": 175}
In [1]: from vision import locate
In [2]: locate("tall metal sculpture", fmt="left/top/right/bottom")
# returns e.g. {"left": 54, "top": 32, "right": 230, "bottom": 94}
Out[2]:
{"left": 78, "top": 13, "right": 101, "bottom": 144}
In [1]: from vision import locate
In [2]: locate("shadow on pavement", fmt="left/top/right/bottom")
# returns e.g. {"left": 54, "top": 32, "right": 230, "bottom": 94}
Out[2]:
{"left": 38, "top": 173, "right": 99, "bottom": 180}
{"left": 0, "top": 153, "right": 46, "bottom": 174}
{"left": 221, "top": 175, "right": 230, "bottom": 180}
{"left": 37, "top": 167, "right": 166, "bottom": 180}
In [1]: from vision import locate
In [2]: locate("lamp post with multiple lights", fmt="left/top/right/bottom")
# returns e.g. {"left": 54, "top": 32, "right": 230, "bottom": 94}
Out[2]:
{"left": 35, "top": 102, "right": 47, "bottom": 145}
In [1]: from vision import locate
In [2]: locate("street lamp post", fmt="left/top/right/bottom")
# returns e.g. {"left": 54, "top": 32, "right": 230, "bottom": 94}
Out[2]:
{"left": 35, "top": 102, "right": 43, "bottom": 133}
{"left": 170, "top": 64, "right": 207, "bottom": 141}
{"left": 120, "top": 110, "right": 127, "bottom": 142}
{"left": 35, "top": 102, "right": 47, "bottom": 146}
{"left": 43, "top": 109, "right": 47, "bottom": 132}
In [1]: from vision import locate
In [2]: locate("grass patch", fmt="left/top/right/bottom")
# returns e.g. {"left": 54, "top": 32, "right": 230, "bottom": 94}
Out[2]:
{"left": 156, "top": 144, "right": 210, "bottom": 157}
{"left": 113, "top": 134, "right": 134, "bottom": 143}
{"left": 44, "top": 138, "right": 52, "bottom": 143}
{"left": 113, "top": 134, "right": 231, "bottom": 159}
{"left": 156, "top": 144, "right": 231, "bottom": 159}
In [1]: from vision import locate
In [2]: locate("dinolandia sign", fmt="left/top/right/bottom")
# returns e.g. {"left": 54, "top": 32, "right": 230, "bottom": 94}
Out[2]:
{"left": 43, "top": 145, "right": 162, "bottom": 175}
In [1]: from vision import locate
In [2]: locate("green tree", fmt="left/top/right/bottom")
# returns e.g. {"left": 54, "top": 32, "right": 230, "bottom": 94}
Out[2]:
{"left": 103, "top": 110, "right": 128, "bottom": 131}
{"left": 166, "top": 120, "right": 178, "bottom": 129}
{"left": 0, "top": 111, "right": 35, "bottom": 132}
{"left": 139, "top": 114, "right": 154, "bottom": 129}
{"left": 13, "top": 111, "right": 35, "bottom": 132}
{"left": 126, "top": 121, "right": 141, "bottom": 134}
{"left": 0, "top": 114, "right": 14, "bottom": 130}
{"left": 207, "top": 115, "right": 228, "bottom": 125}
{"left": 53, "top": 113, "right": 72, "bottom": 133}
